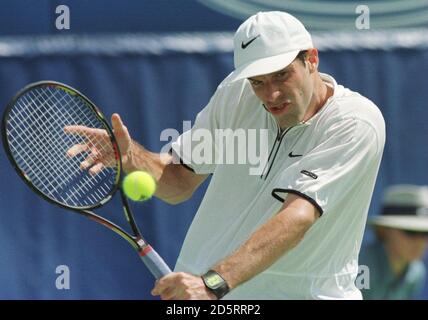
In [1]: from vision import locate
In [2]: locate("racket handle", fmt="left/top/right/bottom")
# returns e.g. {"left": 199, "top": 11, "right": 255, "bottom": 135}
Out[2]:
{"left": 139, "top": 246, "right": 172, "bottom": 279}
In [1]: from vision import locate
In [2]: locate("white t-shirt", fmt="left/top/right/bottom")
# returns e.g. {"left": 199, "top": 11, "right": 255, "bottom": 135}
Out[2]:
{"left": 171, "top": 73, "right": 385, "bottom": 299}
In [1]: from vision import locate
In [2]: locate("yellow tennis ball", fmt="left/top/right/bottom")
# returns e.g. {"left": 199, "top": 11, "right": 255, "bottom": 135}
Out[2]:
{"left": 122, "top": 171, "right": 156, "bottom": 201}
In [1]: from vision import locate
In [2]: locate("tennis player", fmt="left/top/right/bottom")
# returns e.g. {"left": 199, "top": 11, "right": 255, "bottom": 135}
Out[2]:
{"left": 68, "top": 11, "right": 385, "bottom": 299}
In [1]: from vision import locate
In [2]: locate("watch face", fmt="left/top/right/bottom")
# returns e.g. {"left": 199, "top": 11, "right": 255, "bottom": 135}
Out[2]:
{"left": 205, "top": 274, "right": 224, "bottom": 288}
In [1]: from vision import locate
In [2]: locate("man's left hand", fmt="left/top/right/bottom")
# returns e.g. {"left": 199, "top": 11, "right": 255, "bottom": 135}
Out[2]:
{"left": 151, "top": 272, "right": 217, "bottom": 300}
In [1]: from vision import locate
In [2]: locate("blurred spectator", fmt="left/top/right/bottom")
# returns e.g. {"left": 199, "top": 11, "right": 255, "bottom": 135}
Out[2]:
{"left": 359, "top": 185, "right": 428, "bottom": 299}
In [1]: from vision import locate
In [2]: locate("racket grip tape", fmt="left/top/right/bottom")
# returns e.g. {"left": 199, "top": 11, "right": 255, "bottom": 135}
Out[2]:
{"left": 139, "top": 246, "right": 172, "bottom": 279}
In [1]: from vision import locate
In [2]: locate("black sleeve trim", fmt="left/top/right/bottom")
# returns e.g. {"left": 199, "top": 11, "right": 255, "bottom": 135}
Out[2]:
{"left": 271, "top": 188, "right": 324, "bottom": 217}
{"left": 168, "top": 147, "right": 195, "bottom": 173}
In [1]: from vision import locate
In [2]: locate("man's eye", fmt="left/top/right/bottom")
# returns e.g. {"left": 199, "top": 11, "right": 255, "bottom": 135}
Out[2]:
{"left": 250, "top": 79, "right": 263, "bottom": 86}
{"left": 275, "top": 72, "right": 287, "bottom": 78}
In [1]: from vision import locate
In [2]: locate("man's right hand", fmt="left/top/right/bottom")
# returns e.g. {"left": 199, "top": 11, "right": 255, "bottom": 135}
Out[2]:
{"left": 64, "top": 113, "right": 132, "bottom": 175}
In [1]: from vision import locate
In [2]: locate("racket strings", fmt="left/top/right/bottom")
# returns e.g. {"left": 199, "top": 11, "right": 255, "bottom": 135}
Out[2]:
{"left": 10, "top": 89, "right": 90, "bottom": 190}
{"left": 10, "top": 87, "right": 113, "bottom": 205}
{"left": 10, "top": 91, "right": 84, "bottom": 189}
{"left": 27, "top": 88, "right": 114, "bottom": 198}
{"left": 6, "top": 85, "right": 118, "bottom": 208}
{"left": 9, "top": 88, "right": 94, "bottom": 200}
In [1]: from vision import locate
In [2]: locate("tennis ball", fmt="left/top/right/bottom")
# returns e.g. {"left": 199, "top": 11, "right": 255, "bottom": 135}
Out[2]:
{"left": 122, "top": 171, "right": 156, "bottom": 201}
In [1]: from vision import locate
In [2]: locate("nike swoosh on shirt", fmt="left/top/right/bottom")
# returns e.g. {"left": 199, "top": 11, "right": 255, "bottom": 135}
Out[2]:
{"left": 241, "top": 35, "right": 260, "bottom": 49}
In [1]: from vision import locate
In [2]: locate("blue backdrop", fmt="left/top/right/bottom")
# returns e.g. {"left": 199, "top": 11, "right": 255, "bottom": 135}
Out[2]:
{"left": 1, "top": 33, "right": 427, "bottom": 299}
{"left": 0, "top": 1, "right": 427, "bottom": 300}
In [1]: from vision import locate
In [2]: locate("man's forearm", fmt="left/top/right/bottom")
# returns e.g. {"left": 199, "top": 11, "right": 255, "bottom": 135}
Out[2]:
{"left": 212, "top": 196, "right": 319, "bottom": 290}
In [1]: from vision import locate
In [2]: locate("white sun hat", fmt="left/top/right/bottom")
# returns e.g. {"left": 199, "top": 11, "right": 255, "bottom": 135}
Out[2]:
{"left": 370, "top": 184, "right": 428, "bottom": 232}
{"left": 228, "top": 11, "right": 314, "bottom": 82}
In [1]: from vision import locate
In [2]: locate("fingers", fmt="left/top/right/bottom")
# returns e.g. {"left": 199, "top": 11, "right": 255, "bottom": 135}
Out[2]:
{"left": 65, "top": 123, "right": 113, "bottom": 174}
{"left": 151, "top": 280, "right": 165, "bottom": 296}
{"left": 111, "top": 113, "right": 131, "bottom": 149}
{"left": 159, "top": 287, "right": 176, "bottom": 301}
{"left": 64, "top": 125, "right": 107, "bottom": 138}
{"left": 66, "top": 144, "right": 89, "bottom": 158}
{"left": 64, "top": 117, "right": 125, "bottom": 174}
{"left": 151, "top": 273, "right": 175, "bottom": 297}
{"left": 151, "top": 272, "right": 203, "bottom": 300}
{"left": 67, "top": 145, "right": 106, "bottom": 175}
{"left": 65, "top": 125, "right": 110, "bottom": 158}
{"left": 111, "top": 113, "right": 122, "bottom": 127}
{"left": 88, "top": 162, "right": 105, "bottom": 176}
{"left": 80, "top": 148, "right": 101, "bottom": 170}
{"left": 111, "top": 114, "right": 126, "bottom": 137}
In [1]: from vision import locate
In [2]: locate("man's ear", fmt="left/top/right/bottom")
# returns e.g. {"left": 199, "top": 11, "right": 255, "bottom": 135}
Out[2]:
{"left": 306, "top": 49, "right": 319, "bottom": 73}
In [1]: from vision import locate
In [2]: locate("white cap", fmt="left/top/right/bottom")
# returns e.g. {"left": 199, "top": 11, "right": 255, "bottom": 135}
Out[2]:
{"left": 228, "top": 11, "right": 313, "bottom": 82}
{"left": 370, "top": 185, "right": 428, "bottom": 232}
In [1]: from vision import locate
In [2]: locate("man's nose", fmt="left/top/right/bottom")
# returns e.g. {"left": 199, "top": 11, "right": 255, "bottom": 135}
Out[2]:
{"left": 263, "top": 82, "right": 282, "bottom": 103}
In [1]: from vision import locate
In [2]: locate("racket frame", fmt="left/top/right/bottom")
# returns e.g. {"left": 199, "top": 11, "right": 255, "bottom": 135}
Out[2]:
{"left": 1, "top": 81, "right": 165, "bottom": 270}
{"left": 2, "top": 81, "right": 120, "bottom": 210}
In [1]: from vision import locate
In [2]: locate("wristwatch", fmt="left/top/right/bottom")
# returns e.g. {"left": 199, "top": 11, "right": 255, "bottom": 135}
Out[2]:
{"left": 201, "top": 270, "right": 230, "bottom": 299}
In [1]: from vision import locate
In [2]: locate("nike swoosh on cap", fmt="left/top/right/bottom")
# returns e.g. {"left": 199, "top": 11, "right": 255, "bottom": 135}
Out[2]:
{"left": 241, "top": 35, "right": 260, "bottom": 49}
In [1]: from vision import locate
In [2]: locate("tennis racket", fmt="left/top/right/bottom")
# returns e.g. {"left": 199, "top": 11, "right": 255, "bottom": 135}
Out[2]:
{"left": 1, "top": 80, "right": 171, "bottom": 280}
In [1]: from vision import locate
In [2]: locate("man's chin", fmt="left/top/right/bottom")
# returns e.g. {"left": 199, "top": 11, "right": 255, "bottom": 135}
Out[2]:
{"left": 275, "top": 115, "right": 300, "bottom": 129}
